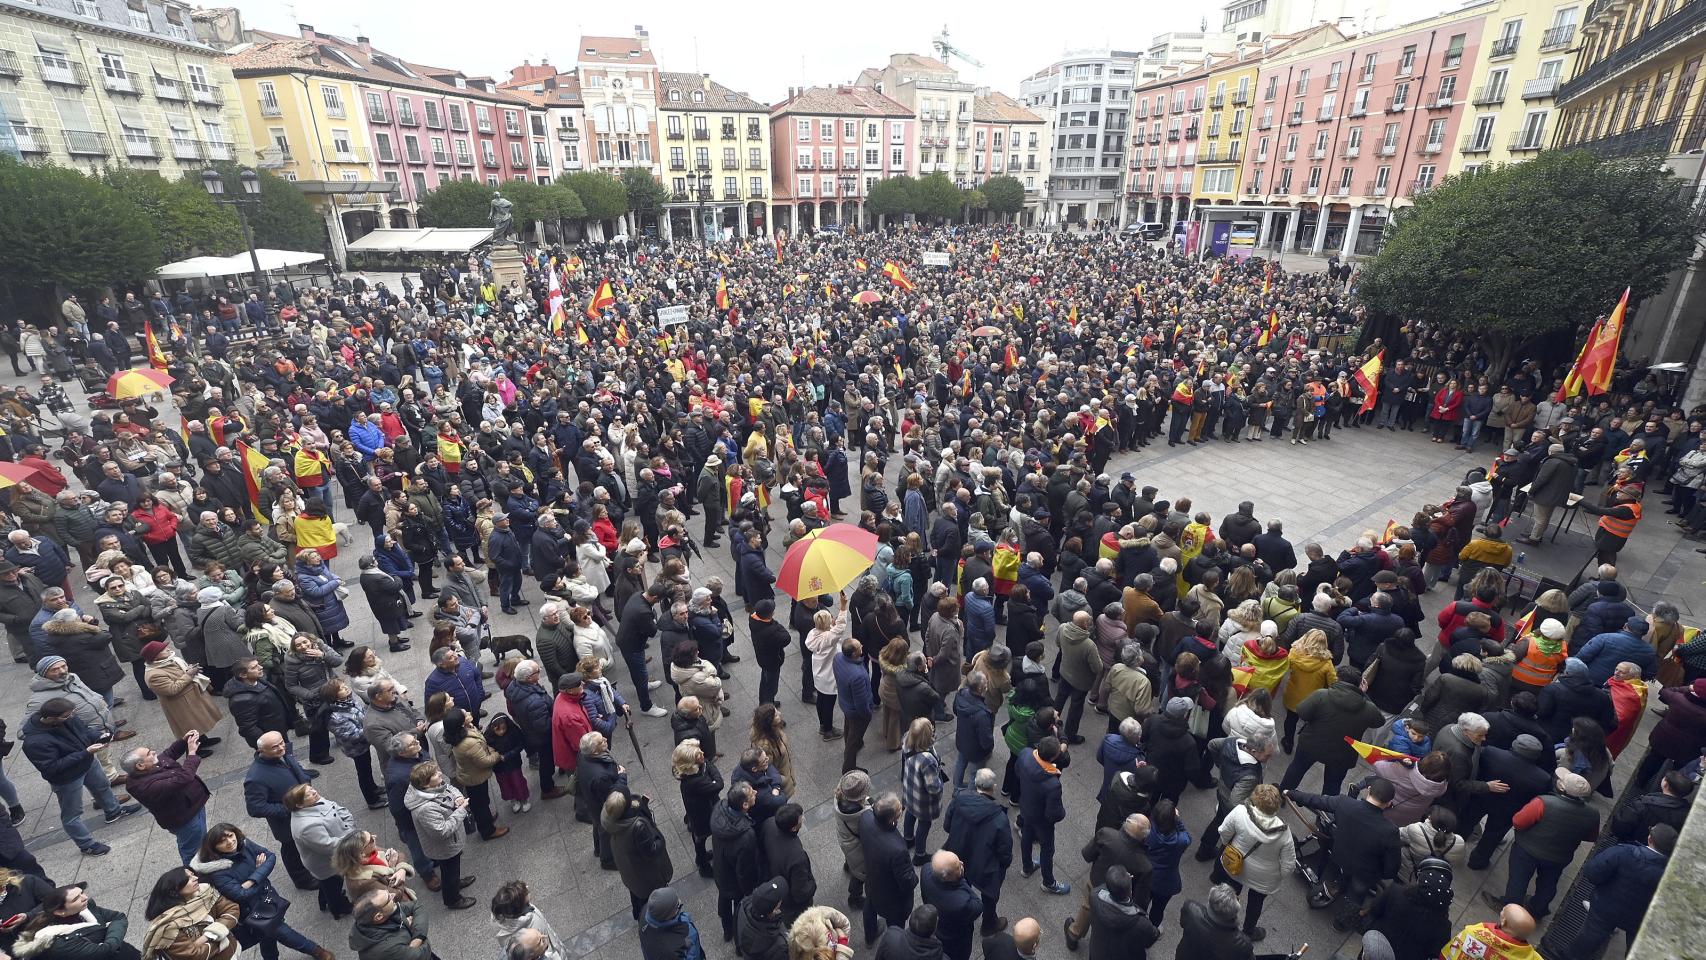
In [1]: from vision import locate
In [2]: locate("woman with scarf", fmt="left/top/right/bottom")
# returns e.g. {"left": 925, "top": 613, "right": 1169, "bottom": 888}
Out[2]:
{"left": 140, "top": 868, "right": 239, "bottom": 960}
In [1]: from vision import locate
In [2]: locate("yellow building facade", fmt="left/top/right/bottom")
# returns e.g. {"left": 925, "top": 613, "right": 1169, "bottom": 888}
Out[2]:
{"left": 1449, "top": 0, "right": 1584, "bottom": 173}
{"left": 1193, "top": 57, "right": 1261, "bottom": 206}
{"left": 230, "top": 71, "right": 374, "bottom": 184}
{"left": 1554, "top": 0, "right": 1706, "bottom": 157}
{"left": 658, "top": 71, "right": 771, "bottom": 239}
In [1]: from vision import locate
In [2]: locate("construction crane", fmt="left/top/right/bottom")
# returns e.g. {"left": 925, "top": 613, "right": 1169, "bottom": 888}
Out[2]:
{"left": 932, "top": 26, "right": 984, "bottom": 69}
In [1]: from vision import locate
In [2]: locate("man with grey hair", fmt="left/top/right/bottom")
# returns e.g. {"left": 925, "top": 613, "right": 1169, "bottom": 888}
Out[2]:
{"left": 378, "top": 735, "right": 437, "bottom": 888}
{"left": 533, "top": 602, "right": 576, "bottom": 688}
{"left": 362, "top": 676, "right": 426, "bottom": 764}
{"left": 121, "top": 732, "right": 211, "bottom": 864}
{"left": 1064, "top": 813, "right": 1152, "bottom": 949}
{"left": 945, "top": 768, "right": 1012, "bottom": 936}
{"left": 964, "top": 578, "right": 996, "bottom": 660}
{"left": 1177, "top": 884, "right": 1248, "bottom": 953}
{"left": 860, "top": 791, "right": 917, "bottom": 945}
{"left": 1196, "top": 733, "right": 1277, "bottom": 861}
{"left": 952, "top": 672, "right": 994, "bottom": 788}
{"left": 1096, "top": 717, "right": 1146, "bottom": 800}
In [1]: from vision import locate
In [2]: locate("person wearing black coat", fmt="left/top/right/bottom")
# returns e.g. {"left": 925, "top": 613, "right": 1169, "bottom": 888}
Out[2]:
{"left": 733, "top": 877, "right": 790, "bottom": 960}
{"left": 615, "top": 586, "right": 662, "bottom": 712}
{"left": 1536, "top": 661, "right": 1618, "bottom": 744}
{"left": 1141, "top": 704, "right": 1200, "bottom": 804}
{"left": 749, "top": 601, "right": 790, "bottom": 708}
{"left": 577, "top": 746, "right": 627, "bottom": 868}
{"left": 711, "top": 785, "right": 762, "bottom": 941}
{"left": 1483, "top": 696, "right": 1549, "bottom": 751}
{"left": 1278, "top": 671, "right": 1384, "bottom": 796}
{"left": 223, "top": 664, "right": 296, "bottom": 747}
{"left": 859, "top": 795, "right": 918, "bottom": 945}
{"left": 942, "top": 779, "right": 1013, "bottom": 936}
{"left": 1364, "top": 872, "right": 1454, "bottom": 960}
{"left": 675, "top": 747, "right": 723, "bottom": 877}
{"left": 920, "top": 853, "right": 982, "bottom": 960}
{"left": 1251, "top": 525, "right": 1296, "bottom": 575}
{"left": 1610, "top": 772, "right": 1693, "bottom": 841}
{"left": 952, "top": 684, "right": 995, "bottom": 789}
{"left": 1174, "top": 887, "right": 1253, "bottom": 960}
{"left": 1087, "top": 867, "right": 1159, "bottom": 960}
{"left": 1288, "top": 780, "right": 1402, "bottom": 927}
{"left": 1464, "top": 735, "right": 1554, "bottom": 871}
{"left": 1364, "top": 631, "right": 1427, "bottom": 715}
{"left": 1066, "top": 816, "right": 1154, "bottom": 949}
{"left": 358, "top": 562, "right": 413, "bottom": 652}
{"left": 757, "top": 804, "right": 816, "bottom": 921}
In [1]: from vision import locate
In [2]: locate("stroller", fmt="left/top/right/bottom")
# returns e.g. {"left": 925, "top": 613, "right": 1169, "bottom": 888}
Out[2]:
{"left": 1287, "top": 796, "right": 1341, "bottom": 910}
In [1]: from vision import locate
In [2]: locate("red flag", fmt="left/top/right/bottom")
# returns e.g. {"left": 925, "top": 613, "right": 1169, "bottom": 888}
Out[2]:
{"left": 1004, "top": 344, "right": 1018, "bottom": 372}
{"left": 716, "top": 274, "right": 729, "bottom": 311}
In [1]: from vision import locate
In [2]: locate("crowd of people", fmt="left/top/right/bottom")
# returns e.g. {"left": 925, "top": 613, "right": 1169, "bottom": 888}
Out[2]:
{"left": 0, "top": 223, "right": 1698, "bottom": 960}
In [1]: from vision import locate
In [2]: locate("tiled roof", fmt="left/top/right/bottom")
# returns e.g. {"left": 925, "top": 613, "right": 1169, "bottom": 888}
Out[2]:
{"left": 499, "top": 61, "right": 556, "bottom": 88}
{"left": 973, "top": 91, "right": 1044, "bottom": 124}
{"left": 577, "top": 36, "right": 656, "bottom": 66}
{"left": 233, "top": 30, "right": 532, "bottom": 106}
{"left": 658, "top": 71, "right": 766, "bottom": 112}
{"left": 772, "top": 85, "right": 913, "bottom": 118}
{"left": 890, "top": 53, "right": 952, "bottom": 73}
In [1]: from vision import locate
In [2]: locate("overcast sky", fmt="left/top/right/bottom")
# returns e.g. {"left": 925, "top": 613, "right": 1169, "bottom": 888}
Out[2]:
{"left": 228, "top": 0, "right": 1237, "bottom": 102}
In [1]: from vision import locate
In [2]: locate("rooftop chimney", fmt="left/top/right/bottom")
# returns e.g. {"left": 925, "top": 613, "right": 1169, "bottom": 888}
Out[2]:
{"left": 298, "top": 23, "right": 315, "bottom": 40}
{"left": 355, "top": 36, "right": 370, "bottom": 53}
{"left": 702, "top": 73, "right": 711, "bottom": 91}
{"left": 634, "top": 25, "right": 649, "bottom": 51}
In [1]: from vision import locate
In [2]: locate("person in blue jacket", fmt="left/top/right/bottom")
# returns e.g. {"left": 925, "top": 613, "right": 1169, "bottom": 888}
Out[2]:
{"left": 1016, "top": 736, "right": 1071, "bottom": 896}
{"left": 1566, "top": 824, "right": 1675, "bottom": 960}
{"left": 373, "top": 534, "right": 418, "bottom": 607}
{"left": 347, "top": 412, "right": 386, "bottom": 464}
{"left": 1574, "top": 616, "right": 1658, "bottom": 684}
{"left": 422, "top": 646, "right": 486, "bottom": 718}
{"left": 190, "top": 821, "right": 331, "bottom": 960}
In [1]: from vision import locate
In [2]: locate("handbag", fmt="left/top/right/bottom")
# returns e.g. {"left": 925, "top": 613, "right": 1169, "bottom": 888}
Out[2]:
{"left": 241, "top": 886, "right": 289, "bottom": 934}
{"left": 1219, "top": 815, "right": 1267, "bottom": 878}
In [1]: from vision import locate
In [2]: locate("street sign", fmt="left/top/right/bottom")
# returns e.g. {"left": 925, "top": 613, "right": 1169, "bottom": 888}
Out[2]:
{"left": 658, "top": 304, "right": 690, "bottom": 326}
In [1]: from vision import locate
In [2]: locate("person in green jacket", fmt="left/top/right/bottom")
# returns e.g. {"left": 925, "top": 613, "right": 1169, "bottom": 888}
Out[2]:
{"left": 348, "top": 888, "right": 432, "bottom": 960}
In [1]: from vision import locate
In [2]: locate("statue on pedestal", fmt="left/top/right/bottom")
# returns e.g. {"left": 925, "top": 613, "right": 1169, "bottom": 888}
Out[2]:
{"left": 488, "top": 191, "right": 515, "bottom": 244}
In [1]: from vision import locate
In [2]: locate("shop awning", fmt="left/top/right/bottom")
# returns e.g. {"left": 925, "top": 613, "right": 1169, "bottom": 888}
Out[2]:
{"left": 155, "top": 248, "right": 325, "bottom": 279}
{"left": 345, "top": 227, "right": 494, "bottom": 253}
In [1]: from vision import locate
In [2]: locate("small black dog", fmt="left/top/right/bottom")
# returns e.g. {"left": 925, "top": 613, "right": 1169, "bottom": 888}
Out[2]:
{"left": 487, "top": 633, "right": 534, "bottom": 661}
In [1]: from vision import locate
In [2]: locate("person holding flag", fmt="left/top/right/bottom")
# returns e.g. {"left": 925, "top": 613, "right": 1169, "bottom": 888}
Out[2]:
{"left": 1556, "top": 288, "right": 1628, "bottom": 403}
{"left": 882, "top": 261, "right": 914, "bottom": 292}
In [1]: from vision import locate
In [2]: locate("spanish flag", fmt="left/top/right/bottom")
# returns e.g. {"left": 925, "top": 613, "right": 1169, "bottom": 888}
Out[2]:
{"left": 1556, "top": 287, "right": 1628, "bottom": 402}
{"left": 144, "top": 320, "right": 167, "bottom": 370}
{"left": 1511, "top": 607, "right": 1538, "bottom": 640}
{"left": 1258, "top": 308, "right": 1279, "bottom": 347}
{"left": 292, "top": 447, "right": 329, "bottom": 489}
{"left": 782, "top": 283, "right": 796, "bottom": 298}
{"left": 1262, "top": 261, "right": 1273, "bottom": 295}
{"left": 755, "top": 484, "right": 771, "bottom": 510}
{"left": 1346, "top": 736, "right": 1417, "bottom": 764}
{"left": 614, "top": 320, "right": 631, "bottom": 348}
{"left": 575, "top": 321, "right": 591, "bottom": 346}
{"left": 823, "top": 282, "right": 833, "bottom": 300}
{"left": 295, "top": 512, "right": 337, "bottom": 560}
{"left": 236, "top": 440, "right": 272, "bottom": 525}
{"left": 1171, "top": 380, "right": 1194, "bottom": 405}
{"left": 1012, "top": 304, "right": 1024, "bottom": 322}
{"left": 437, "top": 427, "right": 463, "bottom": 474}
{"left": 960, "top": 369, "right": 972, "bottom": 395}
{"left": 1354, "top": 350, "right": 1384, "bottom": 415}
{"left": 882, "top": 261, "right": 914, "bottom": 292}
{"left": 1004, "top": 344, "right": 1018, "bottom": 372}
{"left": 774, "top": 233, "right": 784, "bottom": 263}
{"left": 893, "top": 360, "right": 904, "bottom": 384}
{"left": 1378, "top": 519, "right": 1399, "bottom": 545}
{"left": 785, "top": 382, "right": 797, "bottom": 403}
{"left": 585, "top": 279, "right": 615, "bottom": 319}
{"left": 725, "top": 474, "right": 745, "bottom": 514}
{"left": 990, "top": 241, "right": 1000, "bottom": 261}
{"left": 1212, "top": 266, "right": 1222, "bottom": 285}
{"left": 716, "top": 274, "right": 729, "bottom": 311}
{"left": 854, "top": 258, "right": 869, "bottom": 272}
{"left": 1069, "top": 304, "right": 1078, "bottom": 324}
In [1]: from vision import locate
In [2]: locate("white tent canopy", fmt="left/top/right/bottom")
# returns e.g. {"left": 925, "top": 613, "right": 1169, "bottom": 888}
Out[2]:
{"left": 155, "top": 249, "right": 325, "bottom": 280}
{"left": 345, "top": 228, "right": 494, "bottom": 254}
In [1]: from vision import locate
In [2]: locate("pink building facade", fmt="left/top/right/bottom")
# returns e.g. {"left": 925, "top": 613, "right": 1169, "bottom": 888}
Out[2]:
{"left": 362, "top": 81, "right": 547, "bottom": 215}
{"left": 769, "top": 85, "right": 915, "bottom": 232}
{"left": 1242, "top": 10, "right": 1487, "bottom": 255}
{"left": 1127, "top": 67, "right": 1213, "bottom": 228}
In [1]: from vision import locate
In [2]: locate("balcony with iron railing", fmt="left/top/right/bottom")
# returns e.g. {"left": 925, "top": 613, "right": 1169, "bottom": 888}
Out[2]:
{"left": 667, "top": 130, "right": 685, "bottom": 140}
{"left": 368, "top": 105, "right": 390, "bottom": 124}
{"left": 449, "top": 115, "right": 468, "bottom": 132}
{"left": 1414, "top": 133, "right": 1446, "bottom": 155}
{"left": 204, "top": 139, "right": 233, "bottom": 160}
{"left": 482, "top": 153, "right": 500, "bottom": 168}
{"left": 1376, "top": 140, "right": 1399, "bottom": 156}
{"left": 376, "top": 145, "right": 398, "bottom": 163}
{"left": 455, "top": 152, "right": 473, "bottom": 167}
{"left": 1540, "top": 24, "right": 1576, "bottom": 51}
{"left": 1385, "top": 95, "right": 1408, "bottom": 112}
{"left": 1317, "top": 107, "right": 1335, "bottom": 121}
{"left": 121, "top": 134, "right": 159, "bottom": 159}
{"left": 1409, "top": 180, "right": 1434, "bottom": 196}
{"left": 748, "top": 158, "right": 765, "bottom": 169}
{"left": 396, "top": 108, "right": 419, "bottom": 127}
{"left": 12, "top": 125, "right": 45, "bottom": 154}
{"left": 1473, "top": 84, "right": 1507, "bottom": 105}
{"left": 1508, "top": 129, "right": 1546, "bottom": 151}
{"left": 1311, "top": 144, "right": 1328, "bottom": 158}
{"left": 692, "top": 128, "right": 710, "bottom": 140}
{"left": 477, "top": 118, "right": 493, "bottom": 133}
{"left": 1425, "top": 93, "right": 1455, "bottom": 110}
{"left": 1566, "top": 112, "right": 1706, "bottom": 157}
{"left": 101, "top": 69, "right": 140, "bottom": 95}
{"left": 1245, "top": 184, "right": 1262, "bottom": 195}
{"left": 1522, "top": 76, "right": 1561, "bottom": 99}
{"left": 0, "top": 49, "right": 20, "bottom": 78}
{"left": 1562, "top": 0, "right": 1705, "bottom": 101}
{"left": 669, "top": 160, "right": 686, "bottom": 171}
{"left": 189, "top": 84, "right": 222, "bottom": 106}
{"left": 1257, "top": 117, "right": 1273, "bottom": 130}
{"left": 1366, "top": 179, "right": 1390, "bottom": 196}
{"left": 1348, "top": 104, "right": 1368, "bottom": 117}
{"left": 259, "top": 98, "right": 282, "bottom": 117}
{"left": 1232, "top": 89, "right": 1250, "bottom": 105}
{"left": 1490, "top": 34, "right": 1521, "bottom": 58}
{"left": 1209, "top": 93, "right": 1225, "bottom": 108}
{"left": 170, "top": 137, "right": 200, "bottom": 161}
{"left": 1460, "top": 133, "right": 1494, "bottom": 154}
{"left": 1330, "top": 182, "right": 1351, "bottom": 197}
{"left": 37, "top": 57, "right": 87, "bottom": 87}
{"left": 1286, "top": 113, "right": 1304, "bottom": 126}
{"left": 64, "top": 129, "right": 109, "bottom": 156}
{"left": 722, "top": 158, "right": 740, "bottom": 170}
{"left": 535, "top": 151, "right": 550, "bottom": 169}
{"left": 746, "top": 124, "right": 762, "bottom": 139}
{"left": 722, "top": 189, "right": 741, "bottom": 200}
{"left": 1341, "top": 143, "right": 1361, "bottom": 158}
{"left": 558, "top": 124, "right": 580, "bottom": 141}
{"left": 432, "top": 151, "right": 450, "bottom": 165}
{"left": 748, "top": 186, "right": 766, "bottom": 198}
{"left": 425, "top": 111, "right": 445, "bottom": 130}
{"left": 1230, "top": 120, "right": 1246, "bottom": 134}
{"left": 505, "top": 124, "right": 522, "bottom": 137}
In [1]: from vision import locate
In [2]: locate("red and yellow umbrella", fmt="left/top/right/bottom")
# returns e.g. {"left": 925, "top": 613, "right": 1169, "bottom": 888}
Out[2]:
{"left": 106, "top": 368, "right": 173, "bottom": 399}
{"left": 0, "top": 462, "right": 51, "bottom": 490}
{"left": 852, "top": 290, "right": 883, "bottom": 305}
{"left": 970, "top": 325, "right": 1004, "bottom": 337}
{"left": 776, "top": 523, "right": 880, "bottom": 600}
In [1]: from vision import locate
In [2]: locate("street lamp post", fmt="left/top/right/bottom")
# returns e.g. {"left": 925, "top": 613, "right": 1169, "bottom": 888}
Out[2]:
{"left": 838, "top": 174, "right": 856, "bottom": 229}
{"left": 201, "top": 168, "right": 265, "bottom": 292}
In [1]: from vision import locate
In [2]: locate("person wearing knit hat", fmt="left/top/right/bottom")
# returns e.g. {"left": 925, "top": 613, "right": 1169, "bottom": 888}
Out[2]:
{"left": 1163, "top": 697, "right": 1193, "bottom": 718}
{"left": 1483, "top": 765, "right": 1602, "bottom": 918}
{"left": 141, "top": 636, "right": 223, "bottom": 744}
{"left": 1357, "top": 930, "right": 1397, "bottom": 960}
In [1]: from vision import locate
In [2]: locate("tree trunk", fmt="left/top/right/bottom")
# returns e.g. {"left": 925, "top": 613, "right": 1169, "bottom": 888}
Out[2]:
{"left": 1484, "top": 334, "right": 1515, "bottom": 384}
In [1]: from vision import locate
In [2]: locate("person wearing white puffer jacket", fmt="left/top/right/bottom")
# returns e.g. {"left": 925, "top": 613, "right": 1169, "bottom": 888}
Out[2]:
{"left": 1214, "top": 783, "right": 1297, "bottom": 943}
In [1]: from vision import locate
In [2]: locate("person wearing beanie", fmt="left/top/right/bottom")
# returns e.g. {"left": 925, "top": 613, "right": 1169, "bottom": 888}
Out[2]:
{"left": 1465, "top": 733, "right": 1555, "bottom": 871}
{"left": 1574, "top": 614, "right": 1657, "bottom": 684}
{"left": 1365, "top": 858, "right": 1453, "bottom": 960}
{"left": 1569, "top": 823, "right": 1676, "bottom": 959}
{"left": 734, "top": 877, "right": 789, "bottom": 960}
{"left": 1482, "top": 768, "right": 1600, "bottom": 919}
{"left": 142, "top": 638, "right": 224, "bottom": 743}
{"left": 1507, "top": 618, "right": 1569, "bottom": 696}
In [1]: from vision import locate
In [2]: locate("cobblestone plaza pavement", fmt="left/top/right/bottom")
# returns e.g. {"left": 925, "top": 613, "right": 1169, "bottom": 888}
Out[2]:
{"left": 5, "top": 378, "right": 1698, "bottom": 960}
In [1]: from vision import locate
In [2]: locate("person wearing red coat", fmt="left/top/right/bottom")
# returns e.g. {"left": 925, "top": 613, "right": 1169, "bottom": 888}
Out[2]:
{"left": 1428, "top": 380, "right": 1465, "bottom": 443}
{"left": 551, "top": 673, "right": 594, "bottom": 778}
{"left": 131, "top": 493, "right": 189, "bottom": 578}
{"left": 16, "top": 452, "right": 68, "bottom": 498}
{"left": 1605, "top": 666, "right": 1647, "bottom": 758}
